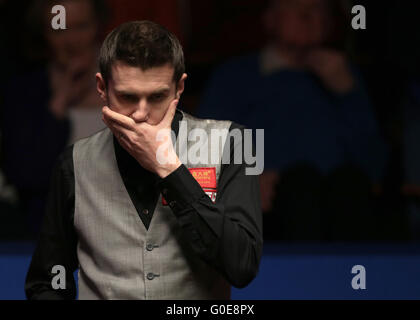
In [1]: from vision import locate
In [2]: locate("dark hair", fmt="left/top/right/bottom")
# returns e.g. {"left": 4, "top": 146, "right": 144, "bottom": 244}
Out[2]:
{"left": 99, "top": 20, "right": 185, "bottom": 87}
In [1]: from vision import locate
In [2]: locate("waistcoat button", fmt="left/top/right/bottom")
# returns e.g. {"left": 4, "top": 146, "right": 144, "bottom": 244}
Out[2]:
{"left": 146, "top": 243, "right": 154, "bottom": 251}
{"left": 142, "top": 208, "right": 149, "bottom": 215}
{"left": 147, "top": 273, "right": 155, "bottom": 280}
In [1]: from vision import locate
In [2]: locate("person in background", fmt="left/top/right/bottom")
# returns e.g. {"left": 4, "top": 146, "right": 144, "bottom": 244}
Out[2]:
{"left": 1, "top": 0, "right": 107, "bottom": 237}
{"left": 197, "top": 0, "right": 389, "bottom": 241}
{"left": 43, "top": 0, "right": 106, "bottom": 144}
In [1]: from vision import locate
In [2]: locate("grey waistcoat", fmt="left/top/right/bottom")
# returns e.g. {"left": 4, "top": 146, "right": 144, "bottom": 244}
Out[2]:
{"left": 73, "top": 111, "right": 232, "bottom": 299}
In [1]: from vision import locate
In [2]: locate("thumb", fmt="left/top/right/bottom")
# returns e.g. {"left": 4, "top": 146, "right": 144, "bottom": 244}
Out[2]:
{"left": 159, "top": 99, "right": 178, "bottom": 128}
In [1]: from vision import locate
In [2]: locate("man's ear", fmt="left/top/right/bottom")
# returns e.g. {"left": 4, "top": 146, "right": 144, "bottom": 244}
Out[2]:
{"left": 96, "top": 72, "right": 107, "bottom": 102}
{"left": 175, "top": 73, "right": 188, "bottom": 99}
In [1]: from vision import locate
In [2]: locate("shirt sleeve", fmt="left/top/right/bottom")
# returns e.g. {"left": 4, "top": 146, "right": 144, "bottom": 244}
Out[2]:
{"left": 158, "top": 123, "right": 263, "bottom": 288}
{"left": 25, "top": 145, "right": 78, "bottom": 300}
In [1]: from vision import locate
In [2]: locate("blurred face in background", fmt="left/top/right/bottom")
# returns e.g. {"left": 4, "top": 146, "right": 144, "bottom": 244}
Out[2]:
{"left": 44, "top": 0, "right": 98, "bottom": 67}
{"left": 264, "top": 0, "right": 331, "bottom": 50}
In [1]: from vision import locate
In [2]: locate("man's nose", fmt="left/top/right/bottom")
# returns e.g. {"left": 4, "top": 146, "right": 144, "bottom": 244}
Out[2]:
{"left": 130, "top": 102, "right": 149, "bottom": 123}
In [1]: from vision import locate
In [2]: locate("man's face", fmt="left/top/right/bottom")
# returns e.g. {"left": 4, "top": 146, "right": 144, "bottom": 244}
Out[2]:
{"left": 97, "top": 62, "right": 186, "bottom": 125}
{"left": 266, "top": 0, "right": 330, "bottom": 49}
{"left": 45, "top": 0, "right": 98, "bottom": 66}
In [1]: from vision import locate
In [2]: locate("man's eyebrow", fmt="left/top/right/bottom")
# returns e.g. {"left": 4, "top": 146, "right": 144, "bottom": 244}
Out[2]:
{"left": 114, "top": 89, "right": 138, "bottom": 96}
{"left": 149, "top": 87, "right": 170, "bottom": 95}
{"left": 114, "top": 87, "right": 170, "bottom": 96}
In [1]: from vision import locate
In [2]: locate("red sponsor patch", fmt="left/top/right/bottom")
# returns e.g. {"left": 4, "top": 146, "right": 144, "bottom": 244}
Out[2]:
{"left": 162, "top": 167, "right": 217, "bottom": 205}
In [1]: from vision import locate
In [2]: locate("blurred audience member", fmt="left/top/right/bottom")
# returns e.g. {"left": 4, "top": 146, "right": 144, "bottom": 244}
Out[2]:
{"left": 197, "top": 0, "right": 389, "bottom": 241}
{"left": 1, "top": 0, "right": 107, "bottom": 237}
{"left": 44, "top": 0, "right": 106, "bottom": 144}
{"left": 105, "top": 0, "right": 184, "bottom": 44}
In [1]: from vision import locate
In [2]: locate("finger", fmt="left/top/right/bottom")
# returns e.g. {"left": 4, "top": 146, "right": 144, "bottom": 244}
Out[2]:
{"left": 305, "top": 51, "right": 323, "bottom": 65}
{"left": 67, "top": 51, "right": 95, "bottom": 73}
{"left": 102, "top": 106, "right": 136, "bottom": 130}
{"left": 103, "top": 114, "right": 133, "bottom": 141}
{"left": 159, "top": 99, "right": 178, "bottom": 128}
{"left": 302, "top": 53, "right": 318, "bottom": 69}
{"left": 304, "top": 53, "right": 326, "bottom": 72}
{"left": 112, "top": 126, "right": 131, "bottom": 150}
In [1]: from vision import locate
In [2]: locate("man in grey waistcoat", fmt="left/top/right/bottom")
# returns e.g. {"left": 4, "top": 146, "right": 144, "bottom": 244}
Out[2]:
{"left": 25, "top": 20, "right": 263, "bottom": 300}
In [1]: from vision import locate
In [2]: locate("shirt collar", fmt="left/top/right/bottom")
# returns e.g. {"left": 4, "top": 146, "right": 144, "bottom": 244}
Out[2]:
{"left": 259, "top": 45, "right": 289, "bottom": 75}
